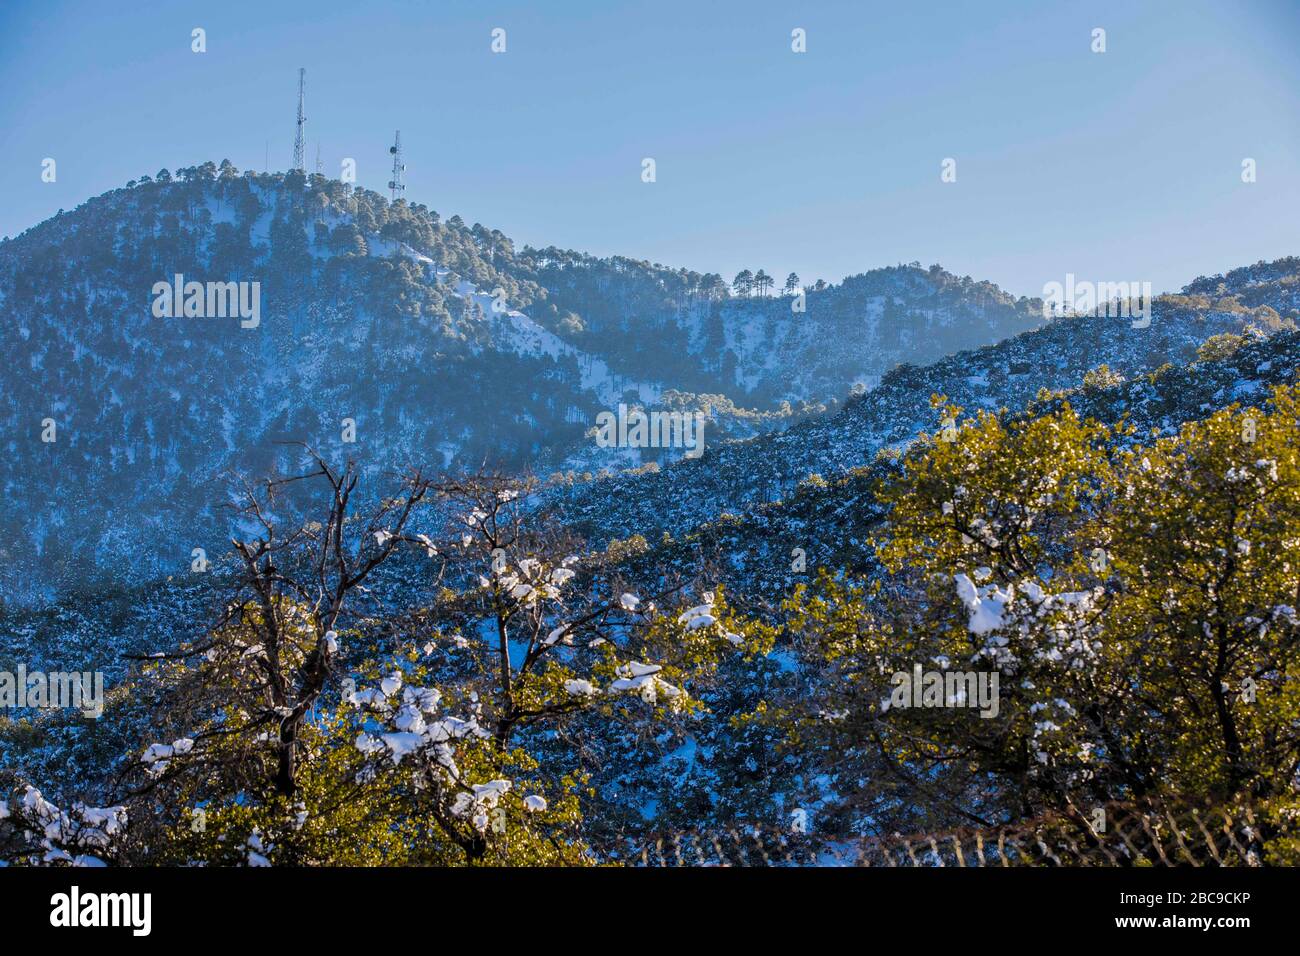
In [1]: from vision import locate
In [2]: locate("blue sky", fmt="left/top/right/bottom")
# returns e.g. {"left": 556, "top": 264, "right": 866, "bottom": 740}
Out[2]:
{"left": 2, "top": 0, "right": 1298, "bottom": 298}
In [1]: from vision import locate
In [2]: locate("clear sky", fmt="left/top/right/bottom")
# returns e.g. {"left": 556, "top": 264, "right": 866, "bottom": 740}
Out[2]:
{"left": 2, "top": 0, "right": 1298, "bottom": 298}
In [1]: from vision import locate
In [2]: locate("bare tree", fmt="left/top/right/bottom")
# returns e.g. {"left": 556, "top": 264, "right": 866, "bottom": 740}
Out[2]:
{"left": 230, "top": 448, "right": 438, "bottom": 795}
{"left": 129, "top": 447, "right": 438, "bottom": 799}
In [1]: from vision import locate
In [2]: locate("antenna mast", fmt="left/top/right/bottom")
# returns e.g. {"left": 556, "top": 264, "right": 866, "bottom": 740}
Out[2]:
{"left": 292, "top": 68, "right": 306, "bottom": 172}
{"left": 315, "top": 142, "right": 322, "bottom": 176}
{"left": 388, "top": 130, "right": 405, "bottom": 202}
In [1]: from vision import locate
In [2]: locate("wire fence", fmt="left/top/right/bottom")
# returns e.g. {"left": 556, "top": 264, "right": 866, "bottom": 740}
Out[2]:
{"left": 618, "top": 798, "right": 1270, "bottom": 867}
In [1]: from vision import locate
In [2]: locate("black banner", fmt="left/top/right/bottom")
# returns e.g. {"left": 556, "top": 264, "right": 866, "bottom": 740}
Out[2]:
{"left": 0, "top": 865, "right": 1278, "bottom": 943}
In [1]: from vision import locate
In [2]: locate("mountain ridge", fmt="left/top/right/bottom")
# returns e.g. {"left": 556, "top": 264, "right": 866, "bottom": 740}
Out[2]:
{"left": 1, "top": 164, "right": 1057, "bottom": 598}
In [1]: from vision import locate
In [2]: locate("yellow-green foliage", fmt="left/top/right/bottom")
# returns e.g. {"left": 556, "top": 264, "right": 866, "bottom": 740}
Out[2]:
{"left": 145, "top": 641, "right": 595, "bottom": 866}
{"left": 791, "top": 387, "right": 1300, "bottom": 834}
{"left": 1196, "top": 332, "right": 1248, "bottom": 363}
{"left": 127, "top": 579, "right": 772, "bottom": 866}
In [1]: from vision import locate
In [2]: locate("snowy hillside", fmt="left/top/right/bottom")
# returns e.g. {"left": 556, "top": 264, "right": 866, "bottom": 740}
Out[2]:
{"left": 0, "top": 165, "right": 1053, "bottom": 598}
{"left": 551, "top": 287, "right": 1296, "bottom": 549}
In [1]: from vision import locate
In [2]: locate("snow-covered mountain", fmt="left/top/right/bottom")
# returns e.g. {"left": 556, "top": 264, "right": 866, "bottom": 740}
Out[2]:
{"left": 6, "top": 273, "right": 1298, "bottom": 841}
{"left": 551, "top": 290, "right": 1297, "bottom": 551}
{"left": 0, "top": 164, "right": 1049, "bottom": 598}
{"left": 6, "top": 162, "right": 1300, "bottom": 852}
